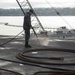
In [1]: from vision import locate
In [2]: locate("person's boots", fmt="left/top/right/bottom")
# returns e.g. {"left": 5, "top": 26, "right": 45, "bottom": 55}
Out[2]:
{"left": 25, "top": 42, "right": 32, "bottom": 48}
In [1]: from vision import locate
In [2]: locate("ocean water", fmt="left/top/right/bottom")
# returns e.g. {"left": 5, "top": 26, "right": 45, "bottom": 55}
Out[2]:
{"left": 0, "top": 16, "right": 75, "bottom": 36}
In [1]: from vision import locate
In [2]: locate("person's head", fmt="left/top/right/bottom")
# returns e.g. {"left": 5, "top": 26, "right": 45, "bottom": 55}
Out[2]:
{"left": 29, "top": 9, "right": 34, "bottom": 15}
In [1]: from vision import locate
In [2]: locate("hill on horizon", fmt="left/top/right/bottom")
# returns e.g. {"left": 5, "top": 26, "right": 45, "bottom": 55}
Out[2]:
{"left": 0, "top": 8, "right": 75, "bottom": 16}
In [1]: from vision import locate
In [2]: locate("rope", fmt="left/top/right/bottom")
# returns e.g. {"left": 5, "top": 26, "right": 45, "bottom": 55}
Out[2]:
{"left": 16, "top": 48, "right": 75, "bottom": 71}
{"left": 0, "top": 30, "right": 23, "bottom": 47}
{"left": 5, "top": 23, "right": 22, "bottom": 27}
{"left": 0, "top": 57, "right": 74, "bottom": 71}
{"left": 0, "top": 68, "right": 23, "bottom": 75}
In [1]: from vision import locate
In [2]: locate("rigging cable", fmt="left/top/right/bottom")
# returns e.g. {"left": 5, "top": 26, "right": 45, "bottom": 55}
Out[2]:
{"left": 45, "top": 0, "right": 73, "bottom": 29}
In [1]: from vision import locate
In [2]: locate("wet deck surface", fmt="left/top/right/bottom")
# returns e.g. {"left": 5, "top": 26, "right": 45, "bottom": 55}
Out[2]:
{"left": 0, "top": 35, "right": 75, "bottom": 75}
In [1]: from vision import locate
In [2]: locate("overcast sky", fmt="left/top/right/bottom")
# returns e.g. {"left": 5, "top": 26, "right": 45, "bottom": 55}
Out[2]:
{"left": 0, "top": 0, "right": 75, "bottom": 9}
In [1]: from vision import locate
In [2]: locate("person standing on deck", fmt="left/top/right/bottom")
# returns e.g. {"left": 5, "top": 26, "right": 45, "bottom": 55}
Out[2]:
{"left": 23, "top": 9, "right": 34, "bottom": 48}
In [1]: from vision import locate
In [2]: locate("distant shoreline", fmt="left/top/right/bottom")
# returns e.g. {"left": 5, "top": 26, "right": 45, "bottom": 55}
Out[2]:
{"left": 0, "top": 8, "right": 75, "bottom": 16}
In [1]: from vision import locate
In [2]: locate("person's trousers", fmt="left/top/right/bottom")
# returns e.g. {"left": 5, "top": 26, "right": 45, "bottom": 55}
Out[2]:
{"left": 24, "top": 29, "right": 30, "bottom": 44}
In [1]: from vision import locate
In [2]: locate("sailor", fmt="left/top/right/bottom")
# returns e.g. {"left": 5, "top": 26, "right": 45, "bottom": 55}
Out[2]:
{"left": 23, "top": 9, "right": 34, "bottom": 48}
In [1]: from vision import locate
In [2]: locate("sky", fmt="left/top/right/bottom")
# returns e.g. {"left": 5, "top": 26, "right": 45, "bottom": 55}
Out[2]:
{"left": 0, "top": 0, "right": 75, "bottom": 9}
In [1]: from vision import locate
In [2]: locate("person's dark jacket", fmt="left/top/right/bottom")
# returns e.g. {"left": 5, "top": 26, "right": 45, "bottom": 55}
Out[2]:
{"left": 23, "top": 12, "right": 31, "bottom": 30}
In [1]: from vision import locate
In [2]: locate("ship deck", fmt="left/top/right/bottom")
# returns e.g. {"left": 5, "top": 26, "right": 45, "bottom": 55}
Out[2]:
{"left": 0, "top": 34, "right": 75, "bottom": 75}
